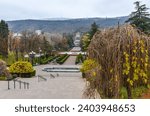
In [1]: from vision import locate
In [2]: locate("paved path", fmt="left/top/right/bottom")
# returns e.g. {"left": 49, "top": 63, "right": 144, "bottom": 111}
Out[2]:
{"left": 0, "top": 65, "right": 86, "bottom": 99}
{"left": 63, "top": 56, "right": 76, "bottom": 65}
{"left": 0, "top": 47, "right": 87, "bottom": 99}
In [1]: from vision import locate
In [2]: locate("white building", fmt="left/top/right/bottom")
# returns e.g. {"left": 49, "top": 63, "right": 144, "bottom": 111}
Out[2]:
{"left": 35, "top": 30, "right": 42, "bottom": 35}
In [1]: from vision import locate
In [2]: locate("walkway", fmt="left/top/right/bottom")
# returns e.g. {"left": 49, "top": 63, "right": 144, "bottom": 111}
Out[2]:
{"left": 63, "top": 56, "right": 76, "bottom": 65}
{"left": 0, "top": 62, "right": 86, "bottom": 99}
{"left": 0, "top": 72, "right": 85, "bottom": 99}
{"left": 0, "top": 47, "right": 87, "bottom": 99}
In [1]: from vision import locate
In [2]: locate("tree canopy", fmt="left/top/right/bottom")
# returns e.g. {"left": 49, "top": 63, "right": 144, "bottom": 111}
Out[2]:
{"left": 81, "top": 22, "right": 99, "bottom": 51}
{"left": 0, "top": 20, "right": 9, "bottom": 39}
{"left": 0, "top": 20, "right": 9, "bottom": 57}
{"left": 89, "top": 22, "right": 98, "bottom": 40}
{"left": 126, "top": 1, "right": 150, "bottom": 34}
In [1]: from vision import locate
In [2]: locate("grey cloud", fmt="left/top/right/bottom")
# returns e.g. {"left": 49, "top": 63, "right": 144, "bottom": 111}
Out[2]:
{"left": 0, "top": 0, "right": 150, "bottom": 20}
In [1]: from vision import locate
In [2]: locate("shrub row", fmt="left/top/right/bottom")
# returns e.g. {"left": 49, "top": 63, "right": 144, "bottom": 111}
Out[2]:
{"left": 40, "top": 56, "right": 58, "bottom": 64}
{"left": 56, "top": 54, "right": 69, "bottom": 64}
{"left": 56, "top": 54, "right": 67, "bottom": 62}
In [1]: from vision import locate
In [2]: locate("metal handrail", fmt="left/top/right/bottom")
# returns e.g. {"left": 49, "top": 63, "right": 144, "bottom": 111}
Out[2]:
{"left": 7, "top": 79, "right": 29, "bottom": 90}
{"left": 50, "top": 74, "right": 55, "bottom": 78}
{"left": 37, "top": 75, "right": 47, "bottom": 82}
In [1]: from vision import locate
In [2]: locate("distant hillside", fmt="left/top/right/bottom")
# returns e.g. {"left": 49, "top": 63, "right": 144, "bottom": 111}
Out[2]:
{"left": 7, "top": 16, "right": 128, "bottom": 33}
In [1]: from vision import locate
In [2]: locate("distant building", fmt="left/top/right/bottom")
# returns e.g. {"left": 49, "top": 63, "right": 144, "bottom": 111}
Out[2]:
{"left": 74, "top": 32, "right": 81, "bottom": 47}
{"left": 75, "top": 32, "right": 81, "bottom": 38}
{"left": 35, "top": 30, "right": 42, "bottom": 35}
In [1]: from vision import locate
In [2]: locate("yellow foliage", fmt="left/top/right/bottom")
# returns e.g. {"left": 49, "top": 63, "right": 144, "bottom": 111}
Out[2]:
{"left": 123, "top": 38, "right": 149, "bottom": 86}
{"left": 80, "top": 59, "right": 100, "bottom": 73}
{"left": 9, "top": 61, "right": 34, "bottom": 73}
{"left": 92, "top": 72, "right": 96, "bottom": 77}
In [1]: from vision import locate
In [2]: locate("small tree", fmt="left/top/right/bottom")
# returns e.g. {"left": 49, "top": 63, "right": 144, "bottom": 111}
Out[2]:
{"left": 81, "top": 33, "right": 90, "bottom": 51}
{"left": 81, "top": 22, "right": 99, "bottom": 51}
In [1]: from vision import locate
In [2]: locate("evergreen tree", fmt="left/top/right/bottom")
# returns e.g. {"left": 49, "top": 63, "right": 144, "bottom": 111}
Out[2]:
{"left": 126, "top": 1, "right": 150, "bottom": 34}
{"left": 0, "top": 20, "right": 9, "bottom": 38}
{"left": 0, "top": 20, "right": 9, "bottom": 57}
{"left": 89, "top": 22, "right": 98, "bottom": 40}
{"left": 81, "top": 22, "right": 99, "bottom": 51}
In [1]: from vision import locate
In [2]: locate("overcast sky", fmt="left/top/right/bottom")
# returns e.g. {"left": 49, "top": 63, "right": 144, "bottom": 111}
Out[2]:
{"left": 0, "top": 0, "right": 150, "bottom": 21}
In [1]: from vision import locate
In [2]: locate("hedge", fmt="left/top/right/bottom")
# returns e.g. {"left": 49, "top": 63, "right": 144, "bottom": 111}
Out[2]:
{"left": 56, "top": 54, "right": 69, "bottom": 64}
{"left": 75, "top": 53, "right": 84, "bottom": 64}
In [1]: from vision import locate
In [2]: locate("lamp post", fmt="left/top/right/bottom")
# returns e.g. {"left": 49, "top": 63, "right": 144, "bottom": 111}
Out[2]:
{"left": 117, "top": 17, "right": 120, "bottom": 28}
{"left": 39, "top": 48, "right": 42, "bottom": 64}
{"left": 29, "top": 51, "right": 36, "bottom": 66}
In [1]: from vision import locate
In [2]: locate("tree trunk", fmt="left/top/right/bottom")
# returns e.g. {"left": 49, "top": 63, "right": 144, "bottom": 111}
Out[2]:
{"left": 126, "top": 83, "right": 132, "bottom": 99}
{"left": 15, "top": 49, "right": 18, "bottom": 61}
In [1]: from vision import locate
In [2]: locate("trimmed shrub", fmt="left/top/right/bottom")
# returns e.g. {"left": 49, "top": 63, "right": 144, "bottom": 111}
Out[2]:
{"left": 32, "top": 70, "right": 36, "bottom": 76}
{"left": 58, "top": 55, "right": 69, "bottom": 64}
{"left": 40, "top": 56, "right": 58, "bottom": 64}
{"left": 75, "top": 53, "right": 84, "bottom": 64}
{"left": 9, "top": 61, "right": 35, "bottom": 78}
{"left": 56, "top": 54, "right": 67, "bottom": 62}
{"left": 56, "top": 54, "right": 69, "bottom": 64}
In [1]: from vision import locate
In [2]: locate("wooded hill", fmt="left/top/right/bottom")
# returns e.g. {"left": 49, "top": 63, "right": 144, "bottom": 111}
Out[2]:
{"left": 7, "top": 16, "right": 128, "bottom": 33}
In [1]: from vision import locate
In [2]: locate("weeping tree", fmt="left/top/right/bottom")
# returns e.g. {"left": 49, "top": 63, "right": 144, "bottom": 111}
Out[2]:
{"left": 82, "top": 25, "right": 150, "bottom": 99}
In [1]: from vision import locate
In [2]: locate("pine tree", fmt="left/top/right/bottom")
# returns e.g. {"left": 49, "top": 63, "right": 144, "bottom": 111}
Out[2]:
{"left": 89, "top": 22, "right": 98, "bottom": 40}
{"left": 81, "top": 22, "right": 99, "bottom": 51}
{"left": 126, "top": 1, "right": 150, "bottom": 34}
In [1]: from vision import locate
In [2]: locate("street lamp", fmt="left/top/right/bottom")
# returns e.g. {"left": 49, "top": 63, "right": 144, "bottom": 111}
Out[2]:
{"left": 29, "top": 51, "right": 36, "bottom": 66}
{"left": 39, "top": 48, "right": 42, "bottom": 64}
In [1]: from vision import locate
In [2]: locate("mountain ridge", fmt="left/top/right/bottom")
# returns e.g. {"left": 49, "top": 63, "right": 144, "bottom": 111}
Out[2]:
{"left": 7, "top": 16, "right": 129, "bottom": 33}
